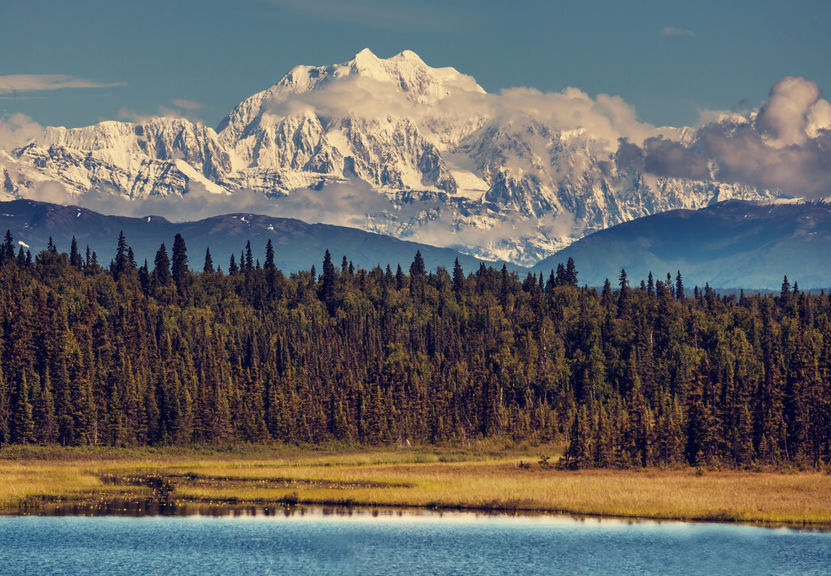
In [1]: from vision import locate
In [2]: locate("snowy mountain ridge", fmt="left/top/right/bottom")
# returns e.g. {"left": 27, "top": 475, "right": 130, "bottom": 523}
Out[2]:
{"left": 2, "top": 49, "right": 780, "bottom": 265}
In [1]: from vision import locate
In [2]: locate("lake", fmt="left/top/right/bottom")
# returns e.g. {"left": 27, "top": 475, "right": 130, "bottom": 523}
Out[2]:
{"left": 1, "top": 508, "right": 829, "bottom": 575}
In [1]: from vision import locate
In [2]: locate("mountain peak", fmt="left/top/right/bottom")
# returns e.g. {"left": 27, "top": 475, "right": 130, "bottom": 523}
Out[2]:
{"left": 353, "top": 47, "right": 379, "bottom": 62}
{"left": 392, "top": 49, "right": 425, "bottom": 64}
{"left": 260, "top": 49, "right": 485, "bottom": 106}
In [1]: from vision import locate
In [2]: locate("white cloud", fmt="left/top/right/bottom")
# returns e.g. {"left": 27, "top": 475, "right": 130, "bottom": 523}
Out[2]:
{"left": 626, "top": 76, "right": 831, "bottom": 198}
{"left": 806, "top": 98, "right": 831, "bottom": 137}
{"left": 660, "top": 26, "right": 695, "bottom": 38}
{"left": 0, "top": 113, "right": 43, "bottom": 150}
{"left": 0, "top": 74, "right": 124, "bottom": 95}
{"left": 171, "top": 98, "right": 203, "bottom": 110}
{"left": 116, "top": 104, "right": 202, "bottom": 124}
{"left": 266, "top": 74, "right": 657, "bottom": 153}
{"left": 756, "top": 76, "right": 822, "bottom": 147}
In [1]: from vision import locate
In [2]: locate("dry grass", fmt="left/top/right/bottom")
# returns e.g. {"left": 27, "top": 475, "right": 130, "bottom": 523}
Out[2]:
{"left": 1, "top": 444, "right": 830, "bottom": 527}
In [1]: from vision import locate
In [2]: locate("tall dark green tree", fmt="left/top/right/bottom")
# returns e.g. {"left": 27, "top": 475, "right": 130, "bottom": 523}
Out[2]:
{"left": 244, "top": 241, "right": 254, "bottom": 272}
{"left": 675, "top": 271, "right": 685, "bottom": 301}
{"left": 265, "top": 240, "right": 276, "bottom": 271}
{"left": 565, "top": 257, "right": 578, "bottom": 286}
{"left": 203, "top": 248, "right": 214, "bottom": 274}
{"left": 1, "top": 230, "right": 14, "bottom": 263}
{"left": 172, "top": 233, "right": 189, "bottom": 297}
{"left": 321, "top": 249, "right": 337, "bottom": 314}
{"left": 69, "top": 236, "right": 83, "bottom": 270}
{"left": 154, "top": 243, "right": 171, "bottom": 285}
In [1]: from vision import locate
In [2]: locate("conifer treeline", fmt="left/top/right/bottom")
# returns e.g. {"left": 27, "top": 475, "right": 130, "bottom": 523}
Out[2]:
{"left": 0, "top": 230, "right": 830, "bottom": 469}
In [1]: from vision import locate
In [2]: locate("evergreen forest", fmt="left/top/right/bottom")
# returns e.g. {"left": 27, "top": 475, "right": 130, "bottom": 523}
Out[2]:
{"left": 0, "top": 230, "right": 830, "bottom": 469}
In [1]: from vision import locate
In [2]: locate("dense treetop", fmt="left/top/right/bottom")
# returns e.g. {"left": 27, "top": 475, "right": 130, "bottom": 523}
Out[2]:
{"left": 0, "top": 231, "right": 829, "bottom": 469}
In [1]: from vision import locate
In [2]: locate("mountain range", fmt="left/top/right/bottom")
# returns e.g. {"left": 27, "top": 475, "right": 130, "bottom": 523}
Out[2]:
{"left": 0, "top": 49, "right": 780, "bottom": 267}
{"left": 534, "top": 199, "right": 831, "bottom": 289}
{"left": 0, "top": 199, "right": 510, "bottom": 274}
{"left": 3, "top": 197, "right": 829, "bottom": 290}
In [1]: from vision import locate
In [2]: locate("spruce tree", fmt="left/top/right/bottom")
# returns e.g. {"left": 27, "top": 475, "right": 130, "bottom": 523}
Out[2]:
{"left": 675, "top": 270, "right": 685, "bottom": 301}
{"left": 69, "top": 236, "right": 83, "bottom": 270}
{"left": 410, "top": 250, "right": 426, "bottom": 277}
{"left": 264, "top": 240, "right": 275, "bottom": 271}
{"left": 321, "top": 249, "right": 337, "bottom": 314}
{"left": 1, "top": 230, "right": 14, "bottom": 262}
{"left": 203, "top": 248, "right": 214, "bottom": 274}
{"left": 112, "top": 231, "right": 130, "bottom": 280}
{"left": 244, "top": 241, "right": 254, "bottom": 272}
{"left": 11, "top": 374, "right": 35, "bottom": 444}
{"left": 172, "top": 233, "right": 189, "bottom": 296}
{"left": 565, "top": 257, "right": 578, "bottom": 286}
{"left": 154, "top": 243, "right": 171, "bottom": 285}
{"left": 452, "top": 258, "right": 464, "bottom": 295}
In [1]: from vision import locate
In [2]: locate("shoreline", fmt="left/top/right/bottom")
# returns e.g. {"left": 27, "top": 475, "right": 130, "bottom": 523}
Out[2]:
{"left": 7, "top": 497, "right": 831, "bottom": 533}
{"left": 1, "top": 445, "right": 830, "bottom": 530}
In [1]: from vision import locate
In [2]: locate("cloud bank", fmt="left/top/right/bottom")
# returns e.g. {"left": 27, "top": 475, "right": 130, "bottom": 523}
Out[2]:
{"left": 0, "top": 113, "right": 43, "bottom": 149}
{"left": 268, "top": 74, "right": 659, "bottom": 153}
{"left": 0, "top": 75, "right": 124, "bottom": 95}
{"left": 270, "top": 68, "right": 831, "bottom": 197}
{"left": 618, "top": 76, "right": 831, "bottom": 198}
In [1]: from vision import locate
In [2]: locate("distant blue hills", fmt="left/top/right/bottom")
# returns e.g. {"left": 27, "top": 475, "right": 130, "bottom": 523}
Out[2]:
{"left": 533, "top": 200, "right": 831, "bottom": 290}
{"left": 0, "top": 199, "right": 515, "bottom": 275}
{"left": 2, "top": 199, "right": 828, "bottom": 290}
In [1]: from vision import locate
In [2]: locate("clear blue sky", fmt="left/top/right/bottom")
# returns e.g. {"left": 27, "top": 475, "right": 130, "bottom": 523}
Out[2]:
{"left": 2, "top": 0, "right": 829, "bottom": 129}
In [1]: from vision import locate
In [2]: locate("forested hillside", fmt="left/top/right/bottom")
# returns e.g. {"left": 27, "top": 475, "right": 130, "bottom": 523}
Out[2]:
{"left": 0, "top": 231, "right": 829, "bottom": 469}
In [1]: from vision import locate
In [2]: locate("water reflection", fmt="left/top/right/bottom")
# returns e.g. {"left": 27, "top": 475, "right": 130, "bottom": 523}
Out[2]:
{"left": 1, "top": 508, "right": 829, "bottom": 576}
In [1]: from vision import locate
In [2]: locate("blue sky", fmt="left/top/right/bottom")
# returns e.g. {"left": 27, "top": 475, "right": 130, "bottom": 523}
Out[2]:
{"left": 2, "top": 0, "right": 829, "bottom": 129}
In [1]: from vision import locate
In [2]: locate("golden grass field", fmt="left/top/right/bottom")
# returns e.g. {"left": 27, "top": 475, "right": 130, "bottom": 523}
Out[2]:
{"left": 1, "top": 443, "right": 830, "bottom": 528}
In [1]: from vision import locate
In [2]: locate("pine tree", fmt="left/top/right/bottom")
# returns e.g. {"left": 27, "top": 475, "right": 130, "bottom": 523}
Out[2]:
{"left": 452, "top": 258, "right": 464, "bottom": 296}
{"left": 154, "top": 243, "right": 171, "bottom": 285}
{"left": 555, "top": 263, "right": 566, "bottom": 286}
{"left": 675, "top": 271, "right": 685, "bottom": 301}
{"left": 112, "top": 231, "right": 131, "bottom": 281}
{"left": 11, "top": 374, "right": 35, "bottom": 444}
{"left": 780, "top": 275, "right": 791, "bottom": 307}
{"left": 410, "top": 251, "right": 426, "bottom": 303}
{"left": 0, "top": 366, "right": 10, "bottom": 445}
{"left": 244, "top": 241, "right": 254, "bottom": 272}
{"left": 203, "top": 248, "right": 214, "bottom": 274}
{"left": 321, "top": 249, "right": 337, "bottom": 314}
{"left": 33, "top": 370, "right": 57, "bottom": 444}
{"left": 617, "top": 269, "right": 630, "bottom": 314}
{"left": 264, "top": 239, "right": 275, "bottom": 271}
{"left": 1, "top": 230, "right": 14, "bottom": 262}
{"left": 69, "top": 236, "right": 83, "bottom": 270}
{"left": 138, "top": 260, "right": 151, "bottom": 293}
{"left": 409, "top": 250, "right": 426, "bottom": 277}
{"left": 565, "top": 257, "right": 578, "bottom": 286}
{"left": 172, "top": 233, "right": 189, "bottom": 297}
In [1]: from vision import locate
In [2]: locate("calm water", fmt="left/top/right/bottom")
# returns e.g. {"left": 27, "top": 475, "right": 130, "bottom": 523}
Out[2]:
{"left": 1, "top": 509, "right": 829, "bottom": 575}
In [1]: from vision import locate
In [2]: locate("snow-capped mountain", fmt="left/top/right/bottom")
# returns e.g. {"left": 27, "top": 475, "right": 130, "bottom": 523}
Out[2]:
{"left": 2, "top": 49, "right": 778, "bottom": 265}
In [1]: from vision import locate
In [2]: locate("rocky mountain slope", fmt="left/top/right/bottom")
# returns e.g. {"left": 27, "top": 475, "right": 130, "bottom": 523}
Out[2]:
{"left": 2, "top": 49, "right": 777, "bottom": 265}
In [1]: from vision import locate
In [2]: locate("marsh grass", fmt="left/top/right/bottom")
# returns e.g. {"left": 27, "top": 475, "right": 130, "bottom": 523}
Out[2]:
{"left": 1, "top": 444, "right": 830, "bottom": 527}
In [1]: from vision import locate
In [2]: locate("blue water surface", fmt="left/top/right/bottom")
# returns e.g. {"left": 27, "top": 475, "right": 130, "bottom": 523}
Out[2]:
{"left": 0, "top": 510, "right": 829, "bottom": 575}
